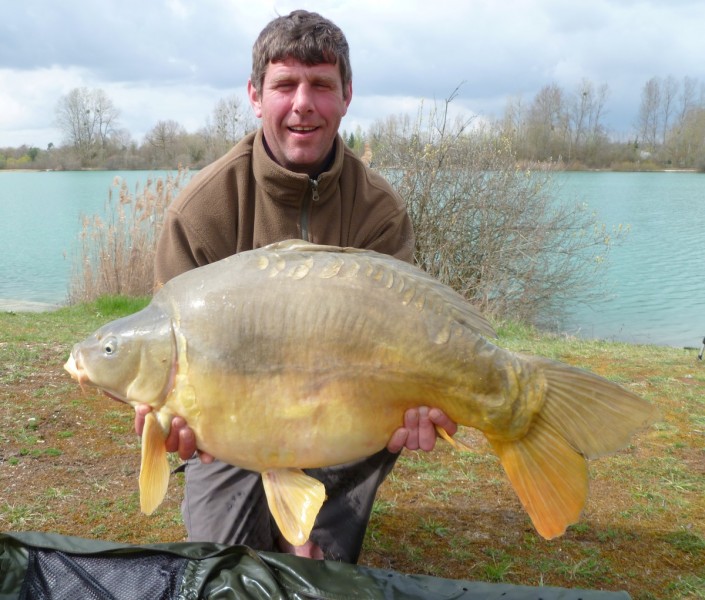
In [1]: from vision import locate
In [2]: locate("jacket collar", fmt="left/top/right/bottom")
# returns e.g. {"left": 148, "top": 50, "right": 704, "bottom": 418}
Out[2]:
{"left": 252, "top": 128, "right": 344, "bottom": 207}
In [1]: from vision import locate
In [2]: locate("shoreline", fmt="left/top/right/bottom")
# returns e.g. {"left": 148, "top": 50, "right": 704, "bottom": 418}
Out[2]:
{"left": 0, "top": 299, "right": 62, "bottom": 313}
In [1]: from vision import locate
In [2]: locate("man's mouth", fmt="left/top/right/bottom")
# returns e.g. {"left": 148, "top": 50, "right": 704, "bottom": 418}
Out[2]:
{"left": 288, "top": 126, "right": 318, "bottom": 133}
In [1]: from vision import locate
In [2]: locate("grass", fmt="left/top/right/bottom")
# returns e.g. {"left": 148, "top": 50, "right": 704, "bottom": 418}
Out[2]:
{"left": 1, "top": 300, "right": 703, "bottom": 599}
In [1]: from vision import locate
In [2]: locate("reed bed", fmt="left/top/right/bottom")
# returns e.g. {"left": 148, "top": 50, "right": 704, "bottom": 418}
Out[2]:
{"left": 68, "top": 168, "right": 189, "bottom": 303}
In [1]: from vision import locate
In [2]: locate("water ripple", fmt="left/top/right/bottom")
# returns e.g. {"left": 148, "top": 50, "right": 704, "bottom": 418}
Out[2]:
{"left": 558, "top": 171, "right": 705, "bottom": 347}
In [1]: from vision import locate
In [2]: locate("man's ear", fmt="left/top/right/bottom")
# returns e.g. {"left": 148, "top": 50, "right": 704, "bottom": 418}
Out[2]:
{"left": 247, "top": 80, "right": 262, "bottom": 118}
{"left": 344, "top": 81, "right": 353, "bottom": 111}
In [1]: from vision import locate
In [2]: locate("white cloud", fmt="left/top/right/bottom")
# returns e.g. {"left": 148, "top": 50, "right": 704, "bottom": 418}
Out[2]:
{"left": 2, "top": 0, "right": 705, "bottom": 148}
{"left": 0, "top": 67, "right": 89, "bottom": 147}
{"left": 106, "top": 82, "right": 251, "bottom": 143}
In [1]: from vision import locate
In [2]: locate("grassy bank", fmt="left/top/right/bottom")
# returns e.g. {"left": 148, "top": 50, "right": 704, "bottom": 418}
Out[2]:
{"left": 0, "top": 300, "right": 703, "bottom": 599}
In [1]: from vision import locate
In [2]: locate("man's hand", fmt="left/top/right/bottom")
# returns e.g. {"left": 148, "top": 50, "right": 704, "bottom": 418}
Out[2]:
{"left": 278, "top": 537, "right": 324, "bottom": 560}
{"left": 133, "top": 404, "right": 214, "bottom": 463}
{"left": 387, "top": 407, "right": 457, "bottom": 453}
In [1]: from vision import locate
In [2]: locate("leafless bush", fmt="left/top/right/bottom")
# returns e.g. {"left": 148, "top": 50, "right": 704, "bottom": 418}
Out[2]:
{"left": 370, "top": 91, "right": 623, "bottom": 326}
{"left": 68, "top": 168, "right": 189, "bottom": 303}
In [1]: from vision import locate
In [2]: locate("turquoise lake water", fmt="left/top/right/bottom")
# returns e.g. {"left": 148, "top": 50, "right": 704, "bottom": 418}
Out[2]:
{"left": 0, "top": 170, "right": 168, "bottom": 306}
{"left": 555, "top": 171, "right": 705, "bottom": 349}
{"left": 1, "top": 170, "right": 704, "bottom": 348}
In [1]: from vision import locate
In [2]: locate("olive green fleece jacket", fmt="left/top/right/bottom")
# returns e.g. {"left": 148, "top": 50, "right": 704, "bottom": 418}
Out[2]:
{"left": 155, "top": 129, "right": 415, "bottom": 286}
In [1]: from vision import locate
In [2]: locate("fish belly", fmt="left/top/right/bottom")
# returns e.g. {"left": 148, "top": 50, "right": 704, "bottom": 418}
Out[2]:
{"left": 169, "top": 368, "right": 456, "bottom": 472}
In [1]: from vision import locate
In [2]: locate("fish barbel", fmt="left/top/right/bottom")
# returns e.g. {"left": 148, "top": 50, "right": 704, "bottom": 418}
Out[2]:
{"left": 64, "top": 240, "right": 657, "bottom": 547}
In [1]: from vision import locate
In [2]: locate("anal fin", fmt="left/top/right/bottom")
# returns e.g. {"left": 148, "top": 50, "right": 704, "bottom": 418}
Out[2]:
{"left": 139, "top": 412, "right": 170, "bottom": 515}
{"left": 488, "top": 416, "right": 588, "bottom": 540}
{"left": 261, "top": 468, "right": 327, "bottom": 547}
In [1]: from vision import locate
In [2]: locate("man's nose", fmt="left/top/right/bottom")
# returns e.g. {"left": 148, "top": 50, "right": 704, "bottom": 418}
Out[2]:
{"left": 292, "top": 84, "right": 314, "bottom": 113}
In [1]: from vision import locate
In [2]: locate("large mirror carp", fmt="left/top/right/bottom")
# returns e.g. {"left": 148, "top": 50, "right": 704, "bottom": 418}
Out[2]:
{"left": 65, "top": 240, "right": 658, "bottom": 547}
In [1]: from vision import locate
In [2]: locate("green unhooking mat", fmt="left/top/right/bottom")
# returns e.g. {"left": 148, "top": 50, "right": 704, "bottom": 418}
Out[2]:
{"left": 0, "top": 532, "right": 631, "bottom": 600}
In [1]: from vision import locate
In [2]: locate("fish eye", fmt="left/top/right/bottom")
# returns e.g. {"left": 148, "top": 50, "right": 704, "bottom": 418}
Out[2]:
{"left": 103, "top": 336, "right": 118, "bottom": 356}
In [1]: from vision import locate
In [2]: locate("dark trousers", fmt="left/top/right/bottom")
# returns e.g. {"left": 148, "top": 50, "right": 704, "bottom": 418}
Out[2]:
{"left": 181, "top": 448, "right": 399, "bottom": 563}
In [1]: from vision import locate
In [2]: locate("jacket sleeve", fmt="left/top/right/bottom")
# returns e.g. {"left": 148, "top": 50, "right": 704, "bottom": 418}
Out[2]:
{"left": 153, "top": 209, "right": 209, "bottom": 289}
{"left": 353, "top": 167, "right": 416, "bottom": 264}
{"left": 362, "top": 205, "right": 415, "bottom": 264}
{"left": 153, "top": 146, "right": 244, "bottom": 289}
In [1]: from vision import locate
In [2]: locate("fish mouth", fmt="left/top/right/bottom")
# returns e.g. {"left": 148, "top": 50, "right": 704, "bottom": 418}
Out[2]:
{"left": 63, "top": 350, "right": 134, "bottom": 405}
{"left": 64, "top": 352, "right": 89, "bottom": 391}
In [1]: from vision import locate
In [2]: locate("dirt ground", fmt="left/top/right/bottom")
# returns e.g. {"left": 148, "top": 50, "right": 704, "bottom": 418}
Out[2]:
{"left": 1, "top": 326, "right": 703, "bottom": 599}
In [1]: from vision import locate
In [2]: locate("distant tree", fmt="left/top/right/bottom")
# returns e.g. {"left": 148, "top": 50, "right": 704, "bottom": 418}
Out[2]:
{"left": 144, "top": 119, "right": 187, "bottom": 166}
{"left": 183, "top": 132, "right": 207, "bottom": 166}
{"left": 55, "top": 87, "right": 120, "bottom": 166}
{"left": 496, "top": 94, "right": 529, "bottom": 158}
{"left": 662, "top": 76, "right": 705, "bottom": 167}
{"left": 659, "top": 76, "right": 679, "bottom": 146}
{"left": 668, "top": 104, "right": 705, "bottom": 169}
{"left": 202, "top": 95, "right": 256, "bottom": 161}
{"left": 524, "top": 83, "right": 569, "bottom": 161}
{"left": 567, "top": 80, "right": 609, "bottom": 164}
{"left": 676, "top": 76, "right": 700, "bottom": 125}
{"left": 341, "top": 125, "right": 365, "bottom": 156}
{"left": 213, "top": 96, "right": 246, "bottom": 144}
{"left": 636, "top": 77, "right": 662, "bottom": 153}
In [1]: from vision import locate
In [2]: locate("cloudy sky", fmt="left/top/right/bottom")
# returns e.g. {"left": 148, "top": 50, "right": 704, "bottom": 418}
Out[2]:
{"left": 2, "top": 0, "right": 704, "bottom": 149}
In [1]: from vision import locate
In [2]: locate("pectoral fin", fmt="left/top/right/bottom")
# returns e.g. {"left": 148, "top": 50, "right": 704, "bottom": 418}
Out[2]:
{"left": 261, "top": 468, "right": 327, "bottom": 547}
{"left": 139, "top": 412, "right": 170, "bottom": 515}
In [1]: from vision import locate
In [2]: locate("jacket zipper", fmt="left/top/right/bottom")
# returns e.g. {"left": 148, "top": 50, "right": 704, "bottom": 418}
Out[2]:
{"left": 300, "top": 178, "right": 320, "bottom": 241}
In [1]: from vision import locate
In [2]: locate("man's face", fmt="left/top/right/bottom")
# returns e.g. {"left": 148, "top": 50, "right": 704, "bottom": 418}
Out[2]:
{"left": 248, "top": 58, "right": 352, "bottom": 176}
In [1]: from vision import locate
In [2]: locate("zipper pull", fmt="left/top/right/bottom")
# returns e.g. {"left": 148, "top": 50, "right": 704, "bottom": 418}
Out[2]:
{"left": 310, "top": 178, "right": 320, "bottom": 202}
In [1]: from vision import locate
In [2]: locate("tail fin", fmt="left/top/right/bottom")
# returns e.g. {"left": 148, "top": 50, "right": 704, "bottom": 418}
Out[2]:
{"left": 536, "top": 357, "right": 659, "bottom": 459}
{"left": 489, "top": 358, "right": 658, "bottom": 539}
{"left": 489, "top": 419, "right": 587, "bottom": 539}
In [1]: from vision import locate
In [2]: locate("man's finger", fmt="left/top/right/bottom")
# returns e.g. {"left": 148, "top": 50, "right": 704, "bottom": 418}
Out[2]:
{"left": 177, "top": 425, "right": 197, "bottom": 461}
{"left": 164, "top": 416, "right": 186, "bottom": 453}
{"left": 197, "top": 451, "right": 216, "bottom": 464}
{"left": 403, "top": 408, "right": 421, "bottom": 450}
{"left": 429, "top": 408, "right": 458, "bottom": 437}
{"left": 417, "top": 407, "right": 437, "bottom": 451}
{"left": 387, "top": 428, "right": 409, "bottom": 454}
{"left": 133, "top": 404, "right": 151, "bottom": 436}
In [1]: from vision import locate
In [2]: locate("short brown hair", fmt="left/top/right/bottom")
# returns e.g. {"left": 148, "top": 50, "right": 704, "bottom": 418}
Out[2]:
{"left": 250, "top": 10, "right": 352, "bottom": 99}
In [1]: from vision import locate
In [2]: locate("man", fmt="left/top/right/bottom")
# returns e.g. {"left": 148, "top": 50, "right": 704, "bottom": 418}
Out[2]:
{"left": 136, "top": 9, "right": 456, "bottom": 563}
